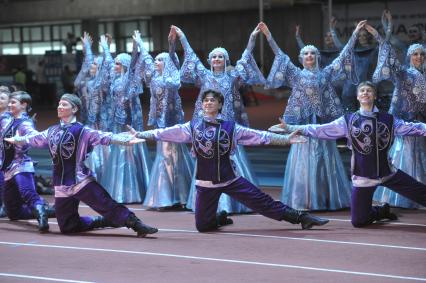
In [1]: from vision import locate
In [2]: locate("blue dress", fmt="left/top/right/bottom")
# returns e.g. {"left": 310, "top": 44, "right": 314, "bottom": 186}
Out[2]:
{"left": 74, "top": 39, "right": 111, "bottom": 182}
{"left": 179, "top": 33, "right": 265, "bottom": 213}
{"left": 97, "top": 48, "right": 152, "bottom": 203}
{"left": 373, "top": 39, "right": 426, "bottom": 208}
{"left": 266, "top": 32, "right": 358, "bottom": 211}
{"left": 139, "top": 42, "right": 194, "bottom": 208}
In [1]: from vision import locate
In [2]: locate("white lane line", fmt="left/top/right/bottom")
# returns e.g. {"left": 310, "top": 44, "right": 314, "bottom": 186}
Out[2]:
{"left": 1, "top": 219, "right": 425, "bottom": 251}
{"left": 0, "top": 241, "right": 424, "bottom": 282}
{"left": 245, "top": 214, "right": 426, "bottom": 227}
{"left": 158, "top": 229, "right": 426, "bottom": 251}
{"left": 0, "top": 272, "right": 94, "bottom": 283}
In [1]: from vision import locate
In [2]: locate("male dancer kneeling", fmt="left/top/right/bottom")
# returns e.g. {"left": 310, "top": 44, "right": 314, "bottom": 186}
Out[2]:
{"left": 129, "top": 89, "right": 329, "bottom": 232}
{"left": 270, "top": 81, "right": 426, "bottom": 227}
{"left": 6, "top": 94, "right": 157, "bottom": 237}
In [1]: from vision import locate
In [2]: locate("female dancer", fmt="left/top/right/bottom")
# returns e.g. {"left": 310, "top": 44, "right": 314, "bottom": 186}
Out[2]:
{"left": 136, "top": 30, "right": 193, "bottom": 209}
{"left": 129, "top": 89, "right": 329, "bottom": 232}
{"left": 171, "top": 24, "right": 265, "bottom": 213}
{"left": 74, "top": 32, "right": 112, "bottom": 181}
{"left": 0, "top": 91, "right": 52, "bottom": 232}
{"left": 295, "top": 17, "right": 343, "bottom": 68}
{"left": 6, "top": 93, "right": 158, "bottom": 237}
{"left": 260, "top": 21, "right": 365, "bottom": 210}
{"left": 367, "top": 24, "right": 426, "bottom": 209}
{"left": 0, "top": 87, "right": 10, "bottom": 217}
{"left": 99, "top": 31, "right": 152, "bottom": 203}
{"left": 333, "top": 20, "right": 379, "bottom": 113}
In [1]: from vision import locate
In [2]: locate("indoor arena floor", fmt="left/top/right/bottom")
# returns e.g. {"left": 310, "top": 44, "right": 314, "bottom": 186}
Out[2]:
{"left": 1, "top": 93, "right": 425, "bottom": 283}
{"left": 0, "top": 193, "right": 425, "bottom": 283}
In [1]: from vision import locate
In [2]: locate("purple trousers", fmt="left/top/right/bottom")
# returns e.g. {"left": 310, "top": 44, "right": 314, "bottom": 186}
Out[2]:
{"left": 3, "top": 172, "right": 45, "bottom": 220}
{"left": 351, "top": 170, "right": 426, "bottom": 227}
{"left": 55, "top": 181, "right": 131, "bottom": 233}
{"left": 195, "top": 177, "right": 289, "bottom": 231}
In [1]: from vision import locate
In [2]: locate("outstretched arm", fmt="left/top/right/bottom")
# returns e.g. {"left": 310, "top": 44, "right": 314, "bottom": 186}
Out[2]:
{"left": 235, "top": 124, "right": 306, "bottom": 146}
{"left": 394, "top": 119, "right": 426, "bottom": 136}
{"left": 128, "top": 123, "right": 192, "bottom": 143}
{"left": 269, "top": 116, "right": 348, "bottom": 140}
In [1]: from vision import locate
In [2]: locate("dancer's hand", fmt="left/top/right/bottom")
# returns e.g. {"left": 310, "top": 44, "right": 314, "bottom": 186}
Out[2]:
{"left": 288, "top": 131, "right": 307, "bottom": 144}
{"left": 295, "top": 25, "right": 301, "bottom": 36}
{"left": 100, "top": 34, "right": 109, "bottom": 51}
{"left": 258, "top": 22, "right": 271, "bottom": 38}
{"left": 365, "top": 24, "right": 379, "bottom": 38}
{"left": 168, "top": 27, "right": 176, "bottom": 42}
{"left": 128, "top": 136, "right": 145, "bottom": 145}
{"left": 171, "top": 25, "right": 184, "bottom": 39}
{"left": 354, "top": 20, "right": 367, "bottom": 35}
{"left": 132, "top": 30, "right": 143, "bottom": 45}
{"left": 330, "top": 17, "right": 337, "bottom": 30}
{"left": 251, "top": 24, "right": 261, "bottom": 38}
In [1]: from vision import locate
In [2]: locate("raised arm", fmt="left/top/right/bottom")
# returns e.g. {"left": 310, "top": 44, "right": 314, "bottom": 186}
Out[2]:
{"left": 232, "top": 24, "right": 265, "bottom": 85}
{"left": 173, "top": 25, "right": 208, "bottom": 85}
{"left": 295, "top": 25, "right": 306, "bottom": 50}
{"left": 259, "top": 22, "right": 301, "bottom": 89}
{"left": 329, "top": 17, "right": 344, "bottom": 50}
{"left": 74, "top": 32, "right": 93, "bottom": 87}
{"left": 133, "top": 30, "right": 155, "bottom": 84}
{"left": 323, "top": 20, "right": 367, "bottom": 84}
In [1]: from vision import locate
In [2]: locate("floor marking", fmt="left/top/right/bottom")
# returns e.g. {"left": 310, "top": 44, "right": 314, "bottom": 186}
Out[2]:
{"left": 245, "top": 214, "right": 426, "bottom": 227}
{"left": 0, "top": 241, "right": 424, "bottom": 282}
{"left": 1, "top": 221, "right": 425, "bottom": 251}
{"left": 0, "top": 272, "right": 94, "bottom": 283}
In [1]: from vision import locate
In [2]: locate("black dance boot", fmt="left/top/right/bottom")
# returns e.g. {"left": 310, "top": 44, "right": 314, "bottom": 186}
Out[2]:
{"left": 216, "top": 210, "right": 233, "bottom": 227}
{"left": 125, "top": 213, "right": 158, "bottom": 237}
{"left": 87, "top": 216, "right": 117, "bottom": 230}
{"left": 33, "top": 204, "right": 49, "bottom": 232}
{"left": 375, "top": 203, "right": 398, "bottom": 222}
{"left": 282, "top": 208, "right": 329, "bottom": 230}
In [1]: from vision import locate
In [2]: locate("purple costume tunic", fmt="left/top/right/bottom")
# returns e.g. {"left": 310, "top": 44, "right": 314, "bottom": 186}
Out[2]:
{"left": 136, "top": 117, "right": 293, "bottom": 231}
{"left": 282, "top": 107, "right": 426, "bottom": 226}
{"left": 179, "top": 33, "right": 265, "bottom": 213}
{"left": 266, "top": 32, "right": 358, "bottom": 210}
{"left": 372, "top": 38, "right": 426, "bottom": 208}
{"left": 0, "top": 113, "right": 45, "bottom": 220}
{"left": 17, "top": 119, "right": 133, "bottom": 233}
{"left": 138, "top": 40, "right": 193, "bottom": 208}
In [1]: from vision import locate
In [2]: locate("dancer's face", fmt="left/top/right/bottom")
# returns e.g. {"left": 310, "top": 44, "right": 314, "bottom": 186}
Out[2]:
{"left": 357, "top": 85, "right": 376, "bottom": 106}
{"left": 202, "top": 93, "right": 222, "bottom": 116}
{"left": 114, "top": 59, "right": 123, "bottom": 74}
{"left": 302, "top": 48, "right": 316, "bottom": 69}
{"left": 154, "top": 56, "right": 165, "bottom": 72}
{"left": 0, "top": 93, "right": 9, "bottom": 112}
{"left": 410, "top": 48, "right": 425, "bottom": 69}
{"left": 57, "top": 99, "right": 76, "bottom": 119}
{"left": 9, "top": 98, "right": 27, "bottom": 117}
{"left": 324, "top": 32, "right": 334, "bottom": 48}
{"left": 408, "top": 26, "right": 421, "bottom": 42}
{"left": 210, "top": 51, "right": 225, "bottom": 72}
{"left": 358, "top": 30, "right": 369, "bottom": 47}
